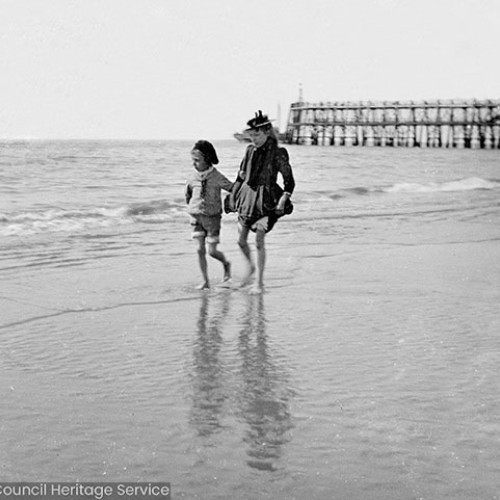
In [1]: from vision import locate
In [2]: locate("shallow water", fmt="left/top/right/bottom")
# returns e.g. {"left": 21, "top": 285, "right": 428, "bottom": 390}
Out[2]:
{"left": 1, "top": 140, "right": 500, "bottom": 499}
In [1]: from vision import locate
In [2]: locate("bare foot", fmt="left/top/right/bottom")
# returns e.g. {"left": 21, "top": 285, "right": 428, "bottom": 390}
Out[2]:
{"left": 240, "top": 265, "right": 255, "bottom": 287}
{"left": 196, "top": 281, "right": 210, "bottom": 290}
{"left": 223, "top": 261, "right": 231, "bottom": 282}
{"left": 249, "top": 284, "right": 264, "bottom": 295}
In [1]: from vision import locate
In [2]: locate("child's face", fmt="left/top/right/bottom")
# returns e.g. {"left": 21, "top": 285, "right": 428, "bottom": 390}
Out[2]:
{"left": 191, "top": 150, "right": 209, "bottom": 172}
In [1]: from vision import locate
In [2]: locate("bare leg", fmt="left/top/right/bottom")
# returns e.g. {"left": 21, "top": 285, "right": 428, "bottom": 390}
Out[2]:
{"left": 251, "top": 229, "right": 266, "bottom": 294}
{"left": 207, "top": 242, "right": 231, "bottom": 282}
{"left": 237, "top": 223, "right": 255, "bottom": 286}
{"left": 196, "top": 237, "right": 209, "bottom": 289}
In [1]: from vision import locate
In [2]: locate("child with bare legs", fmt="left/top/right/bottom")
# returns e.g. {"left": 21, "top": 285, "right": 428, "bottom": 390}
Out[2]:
{"left": 185, "top": 140, "right": 233, "bottom": 289}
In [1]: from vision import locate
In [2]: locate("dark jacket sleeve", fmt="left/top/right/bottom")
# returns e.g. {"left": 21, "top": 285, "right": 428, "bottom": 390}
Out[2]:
{"left": 224, "top": 150, "right": 249, "bottom": 213}
{"left": 277, "top": 148, "right": 295, "bottom": 194}
{"left": 184, "top": 182, "right": 192, "bottom": 204}
{"left": 237, "top": 145, "right": 253, "bottom": 181}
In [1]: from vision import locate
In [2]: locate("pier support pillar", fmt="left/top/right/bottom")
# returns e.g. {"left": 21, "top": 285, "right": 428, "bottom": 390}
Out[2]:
{"left": 324, "top": 126, "right": 333, "bottom": 145}
{"left": 334, "top": 126, "right": 344, "bottom": 146}
{"left": 428, "top": 126, "right": 439, "bottom": 147}
{"left": 470, "top": 126, "right": 480, "bottom": 149}
{"left": 492, "top": 126, "right": 500, "bottom": 149}
{"left": 407, "top": 127, "right": 415, "bottom": 147}
{"left": 380, "top": 127, "right": 386, "bottom": 147}
{"left": 365, "top": 127, "right": 375, "bottom": 146}
{"left": 302, "top": 126, "right": 312, "bottom": 145}
{"left": 453, "top": 126, "right": 465, "bottom": 148}
{"left": 344, "top": 126, "right": 355, "bottom": 146}
{"left": 420, "top": 126, "right": 428, "bottom": 148}
{"left": 484, "top": 127, "right": 492, "bottom": 149}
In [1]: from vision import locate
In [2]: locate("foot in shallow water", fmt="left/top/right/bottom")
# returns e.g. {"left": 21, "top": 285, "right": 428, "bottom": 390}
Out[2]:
{"left": 196, "top": 281, "right": 210, "bottom": 290}
{"left": 249, "top": 284, "right": 264, "bottom": 295}
{"left": 223, "top": 261, "right": 231, "bottom": 282}
{"left": 240, "top": 265, "right": 255, "bottom": 288}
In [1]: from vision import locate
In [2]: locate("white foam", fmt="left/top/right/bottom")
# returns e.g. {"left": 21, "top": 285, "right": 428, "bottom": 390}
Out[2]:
{"left": 385, "top": 177, "right": 498, "bottom": 194}
{"left": 0, "top": 201, "right": 181, "bottom": 237}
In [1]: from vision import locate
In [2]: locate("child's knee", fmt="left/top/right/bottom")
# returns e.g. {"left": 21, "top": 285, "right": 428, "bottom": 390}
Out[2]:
{"left": 207, "top": 245, "right": 218, "bottom": 257}
{"left": 237, "top": 237, "right": 247, "bottom": 249}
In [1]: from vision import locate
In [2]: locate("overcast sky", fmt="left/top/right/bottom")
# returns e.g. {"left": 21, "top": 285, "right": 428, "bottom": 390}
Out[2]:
{"left": 1, "top": 0, "right": 499, "bottom": 140}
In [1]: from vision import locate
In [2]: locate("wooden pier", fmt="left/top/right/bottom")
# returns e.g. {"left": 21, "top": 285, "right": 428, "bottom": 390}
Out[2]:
{"left": 284, "top": 99, "right": 500, "bottom": 148}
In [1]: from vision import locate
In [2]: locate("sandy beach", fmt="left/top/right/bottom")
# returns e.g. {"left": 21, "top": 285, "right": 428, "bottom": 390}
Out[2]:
{"left": 3, "top": 223, "right": 500, "bottom": 499}
{"left": 3, "top": 0, "right": 500, "bottom": 497}
{"left": 2, "top": 141, "right": 500, "bottom": 499}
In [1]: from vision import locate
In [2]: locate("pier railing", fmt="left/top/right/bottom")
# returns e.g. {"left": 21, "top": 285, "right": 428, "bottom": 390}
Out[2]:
{"left": 284, "top": 99, "right": 500, "bottom": 148}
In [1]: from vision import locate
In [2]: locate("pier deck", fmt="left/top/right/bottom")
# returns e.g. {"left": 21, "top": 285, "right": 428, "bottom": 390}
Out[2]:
{"left": 284, "top": 99, "right": 500, "bottom": 148}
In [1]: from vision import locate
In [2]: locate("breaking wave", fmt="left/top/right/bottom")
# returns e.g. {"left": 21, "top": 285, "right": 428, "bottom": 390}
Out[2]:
{"left": 330, "top": 177, "right": 500, "bottom": 199}
{"left": 0, "top": 199, "right": 185, "bottom": 236}
{"left": 382, "top": 177, "right": 499, "bottom": 194}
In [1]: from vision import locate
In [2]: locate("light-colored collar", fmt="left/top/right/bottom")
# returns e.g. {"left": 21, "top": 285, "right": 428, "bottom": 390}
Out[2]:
{"left": 195, "top": 166, "right": 214, "bottom": 181}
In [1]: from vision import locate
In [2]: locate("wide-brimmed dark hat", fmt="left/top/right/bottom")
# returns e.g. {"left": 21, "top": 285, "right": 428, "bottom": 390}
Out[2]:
{"left": 192, "top": 140, "right": 219, "bottom": 165}
{"left": 245, "top": 110, "right": 272, "bottom": 131}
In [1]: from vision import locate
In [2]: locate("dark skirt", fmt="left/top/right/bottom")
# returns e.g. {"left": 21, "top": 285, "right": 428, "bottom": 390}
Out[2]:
{"left": 227, "top": 182, "right": 293, "bottom": 233}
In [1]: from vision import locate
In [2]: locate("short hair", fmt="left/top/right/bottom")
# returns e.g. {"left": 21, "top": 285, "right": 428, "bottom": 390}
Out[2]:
{"left": 192, "top": 140, "right": 219, "bottom": 165}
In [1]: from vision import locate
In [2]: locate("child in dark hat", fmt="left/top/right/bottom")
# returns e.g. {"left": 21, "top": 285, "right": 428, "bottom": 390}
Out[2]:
{"left": 185, "top": 140, "right": 233, "bottom": 289}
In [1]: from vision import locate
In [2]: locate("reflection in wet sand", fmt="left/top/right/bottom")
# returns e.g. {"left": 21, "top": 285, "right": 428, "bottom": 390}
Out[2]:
{"left": 189, "top": 292, "right": 231, "bottom": 437}
{"left": 237, "top": 295, "right": 294, "bottom": 472}
{"left": 188, "top": 292, "right": 294, "bottom": 472}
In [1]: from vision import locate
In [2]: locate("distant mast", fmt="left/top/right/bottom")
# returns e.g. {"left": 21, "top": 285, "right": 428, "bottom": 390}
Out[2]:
{"left": 298, "top": 83, "right": 304, "bottom": 103}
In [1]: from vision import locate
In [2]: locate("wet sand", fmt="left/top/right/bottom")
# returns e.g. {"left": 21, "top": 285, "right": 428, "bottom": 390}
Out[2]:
{"left": 2, "top": 217, "right": 500, "bottom": 499}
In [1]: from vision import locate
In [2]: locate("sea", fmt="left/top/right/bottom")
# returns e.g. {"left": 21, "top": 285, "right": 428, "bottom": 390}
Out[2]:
{"left": 1, "top": 140, "right": 499, "bottom": 500}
